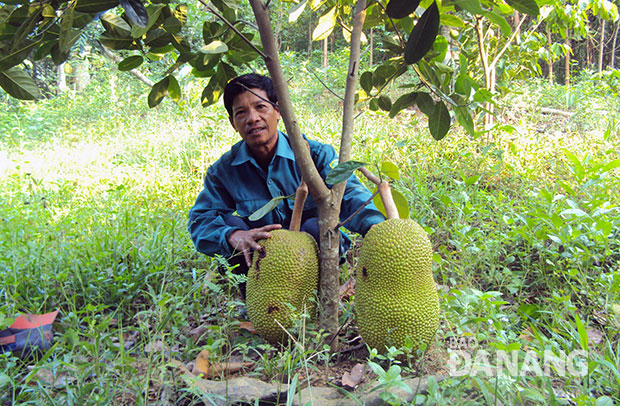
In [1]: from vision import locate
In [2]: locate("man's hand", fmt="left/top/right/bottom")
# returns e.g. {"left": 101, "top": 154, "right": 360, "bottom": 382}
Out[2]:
{"left": 228, "top": 224, "right": 282, "bottom": 267}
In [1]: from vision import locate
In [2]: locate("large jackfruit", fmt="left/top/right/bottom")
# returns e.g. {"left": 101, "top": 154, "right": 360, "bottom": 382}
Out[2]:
{"left": 355, "top": 218, "right": 439, "bottom": 353}
{"left": 246, "top": 230, "right": 319, "bottom": 344}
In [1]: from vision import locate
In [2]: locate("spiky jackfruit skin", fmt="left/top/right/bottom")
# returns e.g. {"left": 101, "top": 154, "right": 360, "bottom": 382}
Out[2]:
{"left": 246, "top": 230, "right": 319, "bottom": 344}
{"left": 355, "top": 219, "right": 440, "bottom": 353}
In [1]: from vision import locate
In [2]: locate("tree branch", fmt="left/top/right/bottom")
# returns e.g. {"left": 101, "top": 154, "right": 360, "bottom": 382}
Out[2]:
{"left": 249, "top": 0, "right": 329, "bottom": 201}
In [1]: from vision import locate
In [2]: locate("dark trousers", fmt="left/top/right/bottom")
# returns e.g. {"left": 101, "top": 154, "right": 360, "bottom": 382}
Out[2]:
{"left": 223, "top": 215, "right": 345, "bottom": 297}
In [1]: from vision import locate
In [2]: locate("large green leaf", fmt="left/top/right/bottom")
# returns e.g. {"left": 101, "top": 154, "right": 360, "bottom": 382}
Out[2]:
{"left": 428, "top": 100, "right": 450, "bottom": 140}
{"left": 404, "top": 1, "right": 440, "bottom": 65}
{"left": 377, "top": 95, "right": 392, "bottom": 111}
{"left": 386, "top": 0, "right": 421, "bottom": 19}
{"left": 148, "top": 76, "right": 169, "bottom": 108}
{"left": 59, "top": 4, "right": 76, "bottom": 53}
{"left": 360, "top": 71, "right": 373, "bottom": 94}
{"left": 130, "top": 3, "right": 165, "bottom": 38}
{"left": 99, "top": 34, "right": 139, "bottom": 50}
{"left": 0, "top": 67, "right": 38, "bottom": 100}
{"left": 144, "top": 28, "right": 171, "bottom": 48}
{"left": 454, "top": 106, "right": 474, "bottom": 135}
{"left": 325, "top": 160, "right": 367, "bottom": 185}
{"left": 372, "top": 187, "right": 409, "bottom": 219}
{"left": 120, "top": 0, "right": 148, "bottom": 28}
{"left": 505, "top": 0, "right": 539, "bottom": 17}
{"left": 440, "top": 13, "right": 465, "bottom": 28}
{"left": 201, "top": 78, "right": 222, "bottom": 107}
{"left": 381, "top": 161, "right": 400, "bottom": 180}
{"left": 200, "top": 40, "right": 228, "bottom": 54}
{"left": 11, "top": 7, "right": 42, "bottom": 52}
{"left": 249, "top": 196, "right": 292, "bottom": 221}
{"left": 0, "top": 24, "right": 19, "bottom": 42}
{"left": 0, "top": 39, "right": 39, "bottom": 71}
{"left": 101, "top": 12, "right": 132, "bottom": 37}
{"left": 482, "top": 11, "right": 511, "bottom": 35}
{"left": 288, "top": 0, "right": 307, "bottom": 23}
{"left": 118, "top": 55, "right": 143, "bottom": 71}
{"left": 389, "top": 92, "right": 418, "bottom": 118}
{"left": 416, "top": 92, "right": 435, "bottom": 115}
{"left": 453, "top": 0, "right": 483, "bottom": 14}
{"left": 312, "top": 6, "right": 336, "bottom": 41}
{"left": 75, "top": 0, "right": 120, "bottom": 13}
{"left": 167, "top": 75, "right": 181, "bottom": 102}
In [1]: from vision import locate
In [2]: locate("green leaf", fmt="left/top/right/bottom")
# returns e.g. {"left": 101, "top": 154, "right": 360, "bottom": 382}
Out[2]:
{"left": 148, "top": 76, "right": 169, "bottom": 108}
{"left": 201, "top": 79, "right": 222, "bottom": 107}
{"left": 454, "top": 106, "right": 474, "bottom": 135}
{"left": 574, "top": 313, "right": 588, "bottom": 352}
{"left": 249, "top": 196, "right": 290, "bottom": 221}
{"left": 360, "top": 71, "right": 373, "bottom": 94}
{"left": 416, "top": 92, "right": 435, "bottom": 115}
{"left": 101, "top": 11, "right": 132, "bottom": 37}
{"left": 0, "top": 39, "right": 40, "bottom": 71}
{"left": 200, "top": 40, "right": 228, "bottom": 54}
{"left": 312, "top": 6, "right": 336, "bottom": 41}
{"left": 120, "top": 0, "right": 149, "bottom": 27}
{"left": 369, "top": 98, "right": 379, "bottom": 111}
{"left": 453, "top": 0, "right": 483, "bottom": 14}
{"left": 59, "top": 5, "right": 81, "bottom": 53}
{"left": 99, "top": 35, "right": 138, "bottom": 50}
{"left": 33, "top": 40, "right": 56, "bottom": 60}
{"left": 505, "top": 0, "right": 539, "bottom": 17}
{"left": 482, "top": 11, "right": 511, "bottom": 35}
{"left": 428, "top": 100, "right": 450, "bottom": 140}
{"left": 389, "top": 92, "right": 418, "bottom": 118}
{"left": 289, "top": 0, "right": 307, "bottom": 23}
{"left": 386, "top": 0, "right": 421, "bottom": 19}
{"left": 440, "top": 13, "right": 465, "bottom": 28}
{"left": 167, "top": 75, "right": 181, "bottom": 102}
{"left": 381, "top": 161, "right": 400, "bottom": 180}
{"left": 325, "top": 160, "right": 367, "bottom": 185}
{"left": 130, "top": 3, "right": 165, "bottom": 38}
{"left": 75, "top": 0, "right": 120, "bottom": 13}
{"left": 163, "top": 15, "right": 182, "bottom": 34}
{"left": 377, "top": 95, "right": 391, "bottom": 111}
{"left": 373, "top": 187, "right": 409, "bottom": 219}
{"left": 601, "top": 159, "right": 620, "bottom": 173}
{"left": 0, "top": 67, "right": 38, "bottom": 100}
{"left": 404, "top": 1, "right": 440, "bottom": 64}
{"left": 118, "top": 55, "right": 143, "bottom": 71}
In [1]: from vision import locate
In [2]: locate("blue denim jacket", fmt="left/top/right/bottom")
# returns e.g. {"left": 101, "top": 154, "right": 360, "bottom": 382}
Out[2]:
{"left": 188, "top": 131, "right": 385, "bottom": 256}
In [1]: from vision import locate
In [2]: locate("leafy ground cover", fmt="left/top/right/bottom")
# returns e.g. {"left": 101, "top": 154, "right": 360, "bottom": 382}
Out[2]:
{"left": 1, "top": 61, "right": 619, "bottom": 405}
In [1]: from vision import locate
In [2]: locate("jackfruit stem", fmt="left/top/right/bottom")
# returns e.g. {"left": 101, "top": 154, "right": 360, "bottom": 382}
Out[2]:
{"left": 290, "top": 178, "right": 308, "bottom": 231}
{"left": 358, "top": 167, "right": 399, "bottom": 220}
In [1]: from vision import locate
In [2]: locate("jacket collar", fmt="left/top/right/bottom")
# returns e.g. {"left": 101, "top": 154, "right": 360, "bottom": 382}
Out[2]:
{"left": 231, "top": 130, "right": 295, "bottom": 166}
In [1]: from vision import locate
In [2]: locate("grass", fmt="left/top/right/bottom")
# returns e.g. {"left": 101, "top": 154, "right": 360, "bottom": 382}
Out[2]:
{"left": 1, "top": 56, "right": 620, "bottom": 405}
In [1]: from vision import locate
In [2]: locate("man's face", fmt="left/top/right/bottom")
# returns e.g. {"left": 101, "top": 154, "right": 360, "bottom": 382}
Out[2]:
{"left": 229, "top": 88, "right": 280, "bottom": 153}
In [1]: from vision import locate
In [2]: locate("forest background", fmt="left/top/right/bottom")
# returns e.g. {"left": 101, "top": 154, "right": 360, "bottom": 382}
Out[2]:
{"left": 1, "top": 0, "right": 620, "bottom": 404}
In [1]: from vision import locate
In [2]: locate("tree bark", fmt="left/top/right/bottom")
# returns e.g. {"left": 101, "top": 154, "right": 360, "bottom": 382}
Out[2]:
{"left": 514, "top": 12, "right": 521, "bottom": 44}
{"left": 564, "top": 30, "right": 570, "bottom": 86}
{"left": 249, "top": 0, "right": 366, "bottom": 350}
{"left": 369, "top": 28, "right": 374, "bottom": 67}
{"left": 57, "top": 62, "right": 68, "bottom": 93}
{"left": 598, "top": 19, "right": 606, "bottom": 75}
{"left": 322, "top": 37, "right": 328, "bottom": 67}
{"left": 547, "top": 29, "right": 554, "bottom": 83}
{"left": 611, "top": 21, "right": 619, "bottom": 69}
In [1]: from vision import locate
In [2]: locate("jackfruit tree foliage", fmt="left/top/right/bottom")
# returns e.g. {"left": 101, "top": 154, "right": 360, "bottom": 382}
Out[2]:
{"left": 0, "top": 0, "right": 548, "bottom": 141}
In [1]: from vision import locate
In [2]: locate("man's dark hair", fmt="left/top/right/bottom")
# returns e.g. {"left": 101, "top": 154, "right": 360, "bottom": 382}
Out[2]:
{"left": 223, "top": 73, "right": 278, "bottom": 117}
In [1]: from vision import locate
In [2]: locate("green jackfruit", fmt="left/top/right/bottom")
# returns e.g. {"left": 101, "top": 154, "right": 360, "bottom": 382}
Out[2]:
{"left": 355, "top": 219, "right": 439, "bottom": 353}
{"left": 246, "top": 230, "right": 319, "bottom": 344}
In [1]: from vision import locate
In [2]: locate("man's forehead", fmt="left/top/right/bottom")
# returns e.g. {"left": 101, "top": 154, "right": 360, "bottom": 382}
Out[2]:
{"left": 232, "top": 88, "right": 268, "bottom": 107}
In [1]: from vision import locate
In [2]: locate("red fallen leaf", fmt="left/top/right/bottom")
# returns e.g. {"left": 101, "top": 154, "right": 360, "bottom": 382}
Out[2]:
{"left": 339, "top": 277, "right": 356, "bottom": 300}
{"left": 239, "top": 321, "right": 257, "bottom": 334}
{"left": 208, "top": 361, "right": 255, "bottom": 378}
{"left": 341, "top": 363, "right": 365, "bottom": 388}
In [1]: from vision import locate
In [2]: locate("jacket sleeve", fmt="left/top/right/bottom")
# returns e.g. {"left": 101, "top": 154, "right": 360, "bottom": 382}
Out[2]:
{"left": 311, "top": 143, "right": 385, "bottom": 236}
{"left": 188, "top": 166, "right": 242, "bottom": 257}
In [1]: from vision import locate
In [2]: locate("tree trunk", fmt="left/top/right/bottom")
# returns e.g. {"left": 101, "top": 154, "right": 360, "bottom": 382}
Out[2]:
{"left": 514, "top": 12, "right": 521, "bottom": 44}
{"left": 564, "top": 31, "right": 570, "bottom": 85}
{"left": 74, "top": 59, "right": 90, "bottom": 91}
{"left": 611, "top": 21, "right": 619, "bottom": 69}
{"left": 307, "top": 16, "right": 313, "bottom": 57}
{"left": 547, "top": 29, "right": 554, "bottom": 83}
{"left": 249, "top": 0, "right": 366, "bottom": 350}
{"left": 598, "top": 19, "right": 606, "bottom": 75}
{"left": 57, "top": 62, "right": 68, "bottom": 93}
{"left": 369, "top": 28, "right": 373, "bottom": 67}
{"left": 322, "top": 37, "right": 328, "bottom": 67}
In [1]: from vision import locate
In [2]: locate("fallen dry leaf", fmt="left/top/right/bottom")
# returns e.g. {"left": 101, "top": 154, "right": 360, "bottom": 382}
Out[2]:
{"left": 339, "top": 277, "right": 356, "bottom": 300}
{"left": 341, "top": 363, "right": 365, "bottom": 389}
{"left": 519, "top": 326, "right": 535, "bottom": 343}
{"left": 208, "top": 361, "right": 255, "bottom": 377}
{"left": 239, "top": 321, "right": 257, "bottom": 334}
{"left": 192, "top": 350, "right": 210, "bottom": 376}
